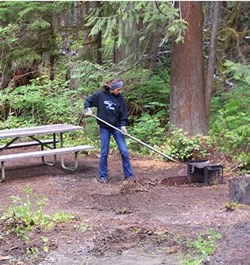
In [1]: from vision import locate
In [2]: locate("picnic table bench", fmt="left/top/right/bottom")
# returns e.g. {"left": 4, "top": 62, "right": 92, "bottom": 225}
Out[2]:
{"left": 0, "top": 124, "right": 95, "bottom": 182}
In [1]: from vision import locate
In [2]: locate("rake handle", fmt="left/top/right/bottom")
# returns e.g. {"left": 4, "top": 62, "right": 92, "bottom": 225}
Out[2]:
{"left": 89, "top": 114, "right": 179, "bottom": 164}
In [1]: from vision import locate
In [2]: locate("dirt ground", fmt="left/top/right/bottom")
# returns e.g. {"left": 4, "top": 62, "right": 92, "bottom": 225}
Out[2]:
{"left": 0, "top": 151, "right": 249, "bottom": 265}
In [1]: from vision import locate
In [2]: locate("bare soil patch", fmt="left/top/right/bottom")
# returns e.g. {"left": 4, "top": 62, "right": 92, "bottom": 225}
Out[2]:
{"left": 0, "top": 152, "right": 249, "bottom": 265}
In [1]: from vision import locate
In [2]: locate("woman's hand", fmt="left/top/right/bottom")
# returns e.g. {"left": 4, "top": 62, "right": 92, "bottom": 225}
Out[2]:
{"left": 84, "top": 108, "right": 93, "bottom": 116}
{"left": 121, "top": 126, "right": 127, "bottom": 135}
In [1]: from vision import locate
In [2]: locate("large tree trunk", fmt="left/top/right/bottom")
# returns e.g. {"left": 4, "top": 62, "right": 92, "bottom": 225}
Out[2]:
{"left": 144, "top": 31, "right": 162, "bottom": 71}
{"left": 49, "top": 17, "right": 56, "bottom": 81}
{"left": 113, "top": 2, "right": 139, "bottom": 64}
{"left": 58, "top": 12, "right": 70, "bottom": 52}
{"left": 73, "top": 1, "right": 79, "bottom": 39}
{"left": 95, "top": 1, "right": 102, "bottom": 64}
{"left": 205, "top": 1, "right": 222, "bottom": 127}
{"left": 170, "top": 1, "right": 208, "bottom": 136}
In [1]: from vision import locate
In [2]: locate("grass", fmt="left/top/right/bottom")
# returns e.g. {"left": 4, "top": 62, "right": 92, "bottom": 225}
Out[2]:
{"left": 180, "top": 230, "right": 222, "bottom": 265}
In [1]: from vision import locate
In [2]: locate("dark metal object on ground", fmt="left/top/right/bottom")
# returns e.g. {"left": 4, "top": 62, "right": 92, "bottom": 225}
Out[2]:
{"left": 187, "top": 159, "right": 223, "bottom": 184}
{"left": 161, "top": 176, "right": 190, "bottom": 186}
{"left": 90, "top": 114, "right": 179, "bottom": 164}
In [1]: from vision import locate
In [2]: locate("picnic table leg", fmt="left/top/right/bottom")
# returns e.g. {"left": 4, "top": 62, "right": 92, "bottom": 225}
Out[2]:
{"left": 0, "top": 137, "right": 19, "bottom": 151}
{"left": 41, "top": 133, "right": 57, "bottom": 166}
{"left": 60, "top": 132, "right": 63, "bottom": 147}
{"left": 59, "top": 132, "right": 78, "bottom": 171}
{"left": 61, "top": 151, "right": 79, "bottom": 171}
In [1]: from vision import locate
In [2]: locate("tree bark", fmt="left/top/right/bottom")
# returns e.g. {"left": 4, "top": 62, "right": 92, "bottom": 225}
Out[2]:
{"left": 170, "top": 1, "right": 208, "bottom": 136}
{"left": 113, "top": 2, "right": 139, "bottom": 64}
{"left": 49, "top": 16, "right": 56, "bottom": 81}
{"left": 205, "top": 1, "right": 222, "bottom": 125}
{"left": 73, "top": 1, "right": 79, "bottom": 39}
{"left": 96, "top": 1, "right": 102, "bottom": 64}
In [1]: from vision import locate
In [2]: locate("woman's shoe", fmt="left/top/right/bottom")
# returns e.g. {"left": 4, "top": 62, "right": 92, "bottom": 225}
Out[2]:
{"left": 97, "top": 177, "right": 108, "bottom": 184}
{"left": 124, "top": 176, "right": 136, "bottom": 182}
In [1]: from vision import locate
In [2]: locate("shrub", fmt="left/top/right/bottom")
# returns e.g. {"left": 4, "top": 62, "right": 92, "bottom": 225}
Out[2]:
{"left": 0, "top": 187, "right": 75, "bottom": 240}
{"left": 209, "top": 61, "right": 250, "bottom": 171}
{"left": 122, "top": 69, "right": 170, "bottom": 119}
{"left": 128, "top": 113, "right": 167, "bottom": 155}
{"left": 160, "top": 127, "right": 206, "bottom": 161}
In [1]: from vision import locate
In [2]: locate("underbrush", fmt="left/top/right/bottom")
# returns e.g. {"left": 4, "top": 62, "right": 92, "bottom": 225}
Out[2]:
{"left": 0, "top": 187, "right": 75, "bottom": 241}
{"left": 209, "top": 61, "right": 250, "bottom": 173}
{"left": 180, "top": 230, "right": 222, "bottom": 265}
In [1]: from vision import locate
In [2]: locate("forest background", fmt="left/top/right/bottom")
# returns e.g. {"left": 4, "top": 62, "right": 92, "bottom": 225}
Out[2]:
{"left": 0, "top": 1, "right": 249, "bottom": 173}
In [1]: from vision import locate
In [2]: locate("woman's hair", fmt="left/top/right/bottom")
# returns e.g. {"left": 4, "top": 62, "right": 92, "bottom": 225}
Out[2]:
{"left": 103, "top": 78, "right": 122, "bottom": 91}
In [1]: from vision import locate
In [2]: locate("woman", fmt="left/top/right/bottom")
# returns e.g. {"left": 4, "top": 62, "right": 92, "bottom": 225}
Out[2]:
{"left": 84, "top": 78, "right": 135, "bottom": 183}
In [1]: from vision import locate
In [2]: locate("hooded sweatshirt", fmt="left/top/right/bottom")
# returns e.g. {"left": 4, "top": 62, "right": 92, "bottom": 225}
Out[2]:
{"left": 84, "top": 90, "right": 128, "bottom": 129}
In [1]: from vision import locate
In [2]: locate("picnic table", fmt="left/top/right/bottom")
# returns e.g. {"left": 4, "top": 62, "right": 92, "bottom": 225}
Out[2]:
{"left": 0, "top": 124, "right": 95, "bottom": 182}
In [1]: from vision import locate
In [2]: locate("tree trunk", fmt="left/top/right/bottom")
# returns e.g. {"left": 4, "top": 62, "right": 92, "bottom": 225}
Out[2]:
{"left": 113, "top": 2, "right": 139, "bottom": 64}
{"left": 113, "top": 31, "right": 127, "bottom": 64}
{"left": 58, "top": 12, "right": 70, "bottom": 52}
{"left": 49, "top": 55, "right": 55, "bottom": 81}
{"left": 49, "top": 15, "right": 57, "bottom": 81}
{"left": 205, "top": 1, "right": 222, "bottom": 126}
{"left": 144, "top": 31, "right": 162, "bottom": 71}
{"left": 170, "top": 1, "right": 208, "bottom": 136}
{"left": 82, "top": 1, "right": 95, "bottom": 60}
{"left": 96, "top": 1, "right": 102, "bottom": 64}
{"left": 73, "top": 1, "right": 79, "bottom": 39}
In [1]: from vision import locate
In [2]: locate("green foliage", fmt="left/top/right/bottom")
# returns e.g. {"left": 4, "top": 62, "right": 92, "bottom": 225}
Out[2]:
{"left": 123, "top": 69, "right": 170, "bottom": 118}
{"left": 0, "top": 1, "right": 72, "bottom": 80}
{"left": 0, "top": 23, "right": 18, "bottom": 47}
{"left": 224, "top": 60, "right": 250, "bottom": 85}
{"left": 180, "top": 230, "right": 222, "bottom": 265}
{"left": 70, "top": 60, "right": 114, "bottom": 93}
{"left": 160, "top": 127, "right": 206, "bottom": 161}
{"left": 165, "top": 19, "right": 188, "bottom": 43}
{"left": 77, "top": 222, "right": 92, "bottom": 233}
{"left": 210, "top": 61, "right": 250, "bottom": 171}
{"left": 52, "top": 212, "right": 75, "bottom": 224}
{"left": 128, "top": 113, "right": 167, "bottom": 155}
{"left": 1, "top": 77, "right": 81, "bottom": 125}
{"left": 0, "top": 187, "right": 75, "bottom": 241}
{"left": 235, "top": 152, "right": 250, "bottom": 174}
{"left": 27, "top": 246, "right": 39, "bottom": 255}
{"left": 217, "top": 2, "right": 249, "bottom": 61}
{"left": 86, "top": 2, "right": 187, "bottom": 57}
{"left": 189, "top": 231, "right": 222, "bottom": 256}
{"left": 0, "top": 75, "right": 97, "bottom": 147}
{"left": 224, "top": 201, "right": 238, "bottom": 211}
{"left": 0, "top": 23, "right": 19, "bottom": 75}
{"left": 1, "top": 187, "right": 50, "bottom": 239}
{"left": 0, "top": 115, "right": 34, "bottom": 130}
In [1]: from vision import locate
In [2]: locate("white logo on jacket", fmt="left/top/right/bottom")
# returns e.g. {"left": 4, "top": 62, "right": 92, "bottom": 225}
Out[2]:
{"left": 104, "top": 100, "right": 116, "bottom": 110}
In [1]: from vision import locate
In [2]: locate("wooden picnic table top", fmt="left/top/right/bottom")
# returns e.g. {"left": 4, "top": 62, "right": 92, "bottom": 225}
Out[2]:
{"left": 0, "top": 124, "right": 83, "bottom": 140}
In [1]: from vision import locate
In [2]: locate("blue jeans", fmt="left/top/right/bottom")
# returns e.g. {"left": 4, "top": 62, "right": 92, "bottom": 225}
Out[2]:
{"left": 99, "top": 127, "right": 134, "bottom": 180}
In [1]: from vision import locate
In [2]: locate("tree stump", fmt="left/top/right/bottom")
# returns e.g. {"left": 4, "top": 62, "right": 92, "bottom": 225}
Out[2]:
{"left": 229, "top": 176, "right": 250, "bottom": 205}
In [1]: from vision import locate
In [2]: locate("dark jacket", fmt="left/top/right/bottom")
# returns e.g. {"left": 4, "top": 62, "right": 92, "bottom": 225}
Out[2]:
{"left": 84, "top": 90, "right": 128, "bottom": 129}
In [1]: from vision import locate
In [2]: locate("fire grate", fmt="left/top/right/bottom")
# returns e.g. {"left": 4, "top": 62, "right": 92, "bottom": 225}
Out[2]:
{"left": 187, "top": 160, "right": 223, "bottom": 184}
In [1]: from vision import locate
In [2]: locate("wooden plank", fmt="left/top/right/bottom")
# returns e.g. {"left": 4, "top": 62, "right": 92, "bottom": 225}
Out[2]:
{"left": 0, "top": 145, "right": 95, "bottom": 162}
